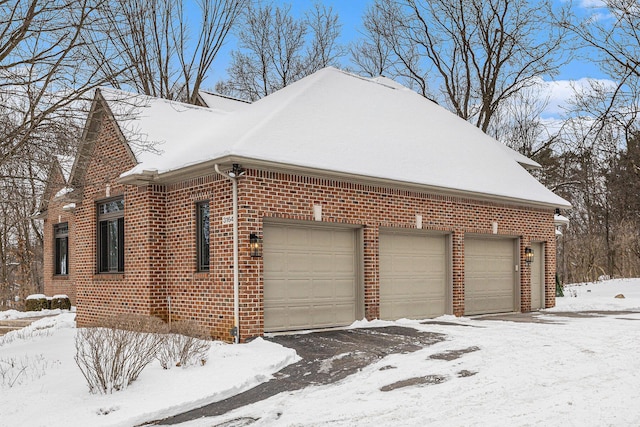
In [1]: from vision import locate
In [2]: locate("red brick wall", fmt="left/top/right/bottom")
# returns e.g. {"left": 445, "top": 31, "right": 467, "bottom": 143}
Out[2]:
{"left": 235, "top": 170, "right": 556, "bottom": 339}
{"left": 64, "top": 108, "right": 557, "bottom": 342}
{"left": 43, "top": 183, "right": 77, "bottom": 305}
{"left": 161, "top": 175, "right": 234, "bottom": 341}
{"left": 73, "top": 115, "right": 141, "bottom": 326}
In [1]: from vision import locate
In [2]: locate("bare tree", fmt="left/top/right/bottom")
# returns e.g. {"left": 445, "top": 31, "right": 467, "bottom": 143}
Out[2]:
{"left": 0, "top": 0, "right": 112, "bottom": 170}
{"left": 306, "top": 3, "right": 344, "bottom": 71}
{"left": 561, "top": 0, "right": 640, "bottom": 129}
{"left": 353, "top": 0, "right": 570, "bottom": 132}
{"left": 349, "top": 5, "right": 393, "bottom": 78}
{"left": 216, "top": 2, "right": 343, "bottom": 101}
{"left": 551, "top": 1, "right": 640, "bottom": 282}
{"left": 489, "top": 82, "right": 554, "bottom": 156}
{"left": 83, "top": 0, "right": 246, "bottom": 104}
{"left": 0, "top": 1, "right": 120, "bottom": 305}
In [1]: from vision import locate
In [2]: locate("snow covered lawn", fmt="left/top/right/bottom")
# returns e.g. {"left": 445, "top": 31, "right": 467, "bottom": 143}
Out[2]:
{"left": 0, "top": 315, "right": 298, "bottom": 426}
{"left": 2, "top": 278, "right": 640, "bottom": 426}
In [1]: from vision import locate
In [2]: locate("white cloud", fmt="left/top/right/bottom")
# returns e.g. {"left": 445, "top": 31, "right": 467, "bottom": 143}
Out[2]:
{"left": 538, "top": 78, "right": 617, "bottom": 117}
{"left": 578, "top": 0, "right": 607, "bottom": 8}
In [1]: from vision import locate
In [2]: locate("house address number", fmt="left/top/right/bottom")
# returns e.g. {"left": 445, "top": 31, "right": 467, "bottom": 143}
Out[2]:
{"left": 222, "top": 215, "right": 234, "bottom": 225}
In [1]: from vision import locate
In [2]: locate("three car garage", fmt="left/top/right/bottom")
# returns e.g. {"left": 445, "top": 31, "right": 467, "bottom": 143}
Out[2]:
{"left": 262, "top": 221, "right": 532, "bottom": 332}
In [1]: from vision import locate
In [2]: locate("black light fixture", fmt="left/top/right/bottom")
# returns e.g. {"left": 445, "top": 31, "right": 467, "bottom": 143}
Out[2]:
{"left": 249, "top": 233, "right": 263, "bottom": 257}
{"left": 525, "top": 247, "right": 534, "bottom": 264}
{"left": 229, "top": 163, "right": 245, "bottom": 178}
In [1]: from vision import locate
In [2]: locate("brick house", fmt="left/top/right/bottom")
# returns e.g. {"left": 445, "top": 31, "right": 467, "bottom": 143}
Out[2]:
{"left": 38, "top": 155, "right": 76, "bottom": 304}
{"left": 41, "top": 67, "right": 570, "bottom": 342}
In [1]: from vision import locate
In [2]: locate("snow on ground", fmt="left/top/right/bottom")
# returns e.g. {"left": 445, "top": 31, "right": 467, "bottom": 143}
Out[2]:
{"left": 550, "top": 278, "right": 640, "bottom": 311}
{"left": 2, "top": 278, "right": 640, "bottom": 427}
{"left": 0, "top": 307, "right": 73, "bottom": 320}
{"left": 0, "top": 314, "right": 297, "bottom": 427}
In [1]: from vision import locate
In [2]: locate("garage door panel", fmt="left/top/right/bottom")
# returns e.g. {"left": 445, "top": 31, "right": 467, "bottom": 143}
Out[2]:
{"left": 314, "top": 303, "right": 354, "bottom": 323}
{"left": 332, "top": 230, "right": 355, "bottom": 248}
{"left": 465, "top": 293, "right": 513, "bottom": 315}
{"left": 266, "top": 306, "right": 288, "bottom": 325}
{"left": 287, "top": 281, "right": 313, "bottom": 300}
{"left": 379, "top": 232, "right": 448, "bottom": 321}
{"left": 464, "top": 237, "right": 516, "bottom": 315}
{"left": 264, "top": 223, "right": 358, "bottom": 332}
{"left": 383, "top": 277, "right": 446, "bottom": 298}
{"left": 311, "top": 280, "right": 355, "bottom": 299}
{"left": 287, "top": 253, "right": 311, "bottom": 272}
{"left": 263, "top": 281, "right": 289, "bottom": 300}
{"left": 286, "top": 227, "right": 308, "bottom": 245}
{"left": 263, "top": 251, "right": 286, "bottom": 273}
{"left": 312, "top": 254, "right": 334, "bottom": 272}
{"left": 333, "top": 280, "right": 356, "bottom": 297}
{"left": 389, "top": 254, "right": 441, "bottom": 274}
{"left": 424, "top": 260, "right": 445, "bottom": 275}
{"left": 390, "top": 256, "right": 414, "bottom": 272}
{"left": 335, "top": 254, "right": 356, "bottom": 272}
{"left": 411, "top": 260, "right": 429, "bottom": 273}
{"left": 288, "top": 307, "right": 314, "bottom": 328}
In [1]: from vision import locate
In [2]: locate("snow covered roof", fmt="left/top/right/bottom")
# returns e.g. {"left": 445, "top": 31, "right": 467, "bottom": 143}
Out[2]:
{"left": 554, "top": 214, "right": 570, "bottom": 226}
{"left": 98, "top": 88, "right": 225, "bottom": 164}
{"left": 54, "top": 187, "right": 73, "bottom": 199}
{"left": 197, "top": 90, "right": 250, "bottom": 112}
{"left": 55, "top": 155, "right": 74, "bottom": 183}
{"left": 497, "top": 144, "right": 542, "bottom": 170}
{"left": 102, "top": 67, "right": 569, "bottom": 208}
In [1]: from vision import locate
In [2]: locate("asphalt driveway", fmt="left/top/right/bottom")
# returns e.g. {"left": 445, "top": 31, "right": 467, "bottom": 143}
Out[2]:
{"left": 147, "top": 326, "right": 446, "bottom": 425}
{"left": 147, "top": 310, "right": 639, "bottom": 426}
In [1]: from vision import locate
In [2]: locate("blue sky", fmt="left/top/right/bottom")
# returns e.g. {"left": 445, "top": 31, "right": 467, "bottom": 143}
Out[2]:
{"left": 206, "top": 0, "right": 371, "bottom": 84}
{"left": 200, "top": 0, "right": 611, "bottom": 119}
{"left": 206, "top": 0, "right": 607, "bottom": 86}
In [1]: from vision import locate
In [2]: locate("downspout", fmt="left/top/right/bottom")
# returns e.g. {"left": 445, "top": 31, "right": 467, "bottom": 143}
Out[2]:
{"left": 214, "top": 164, "right": 240, "bottom": 344}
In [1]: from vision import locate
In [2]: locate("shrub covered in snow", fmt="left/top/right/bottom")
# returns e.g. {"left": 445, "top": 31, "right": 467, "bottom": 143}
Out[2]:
{"left": 156, "top": 320, "right": 211, "bottom": 369}
{"left": 25, "top": 294, "right": 49, "bottom": 311}
{"left": 50, "top": 295, "right": 71, "bottom": 310}
{"left": 74, "top": 315, "right": 168, "bottom": 394}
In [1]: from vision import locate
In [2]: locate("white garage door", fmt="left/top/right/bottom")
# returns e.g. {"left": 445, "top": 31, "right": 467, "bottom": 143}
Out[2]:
{"left": 464, "top": 237, "right": 516, "bottom": 315}
{"left": 379, "top": 232, "right": 448, "bottom": 320}
{"left": 263, "top": 223, "right": 358, "bottom": 332}
{"left": 531, "top": 242, "right": 545, "bottom": 310}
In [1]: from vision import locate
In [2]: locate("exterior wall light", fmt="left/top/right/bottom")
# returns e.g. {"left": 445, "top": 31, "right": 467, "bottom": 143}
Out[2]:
{"left": 250, "top": 233, "right": 263, "bottom": 257}
{"left": 525, "top": 246, "right": 534, "bottom": 264}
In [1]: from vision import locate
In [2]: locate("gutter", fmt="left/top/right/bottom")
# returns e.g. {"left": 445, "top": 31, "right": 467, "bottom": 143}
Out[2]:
{"left": 119, "top": 156, "right": 570, "bottom": 210}
{"left": 214, "top": 164, "right": 240, "bottom": 344}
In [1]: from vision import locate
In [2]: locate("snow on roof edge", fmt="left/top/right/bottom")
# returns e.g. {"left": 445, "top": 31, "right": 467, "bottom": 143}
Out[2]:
{"left": 122, "top": 152, "right": 571, "bottom": 209}
{"left": 110, "top": 68, "right": 571, "bottom": 209}
{"left": 198, "top": 90, "right": 251, "bottom": 104}
{"left": 497, "top": 144, "right": 542, "bottom": 169}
